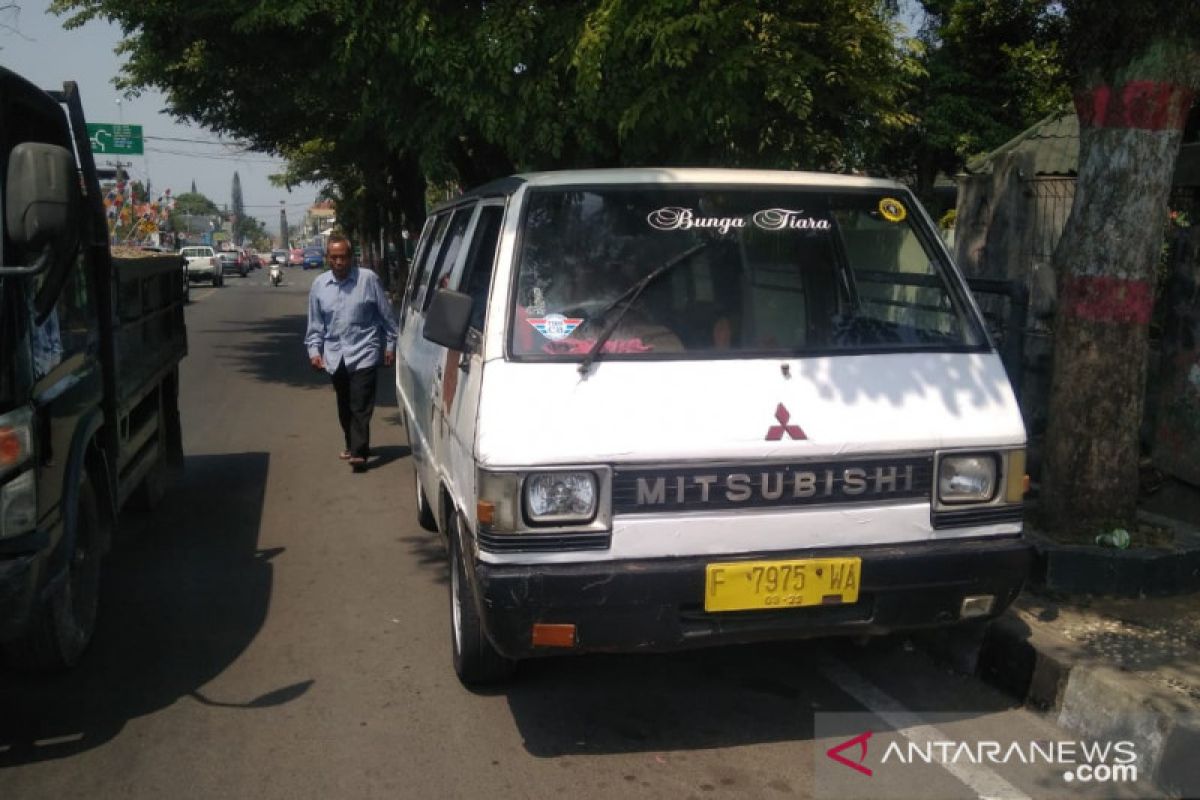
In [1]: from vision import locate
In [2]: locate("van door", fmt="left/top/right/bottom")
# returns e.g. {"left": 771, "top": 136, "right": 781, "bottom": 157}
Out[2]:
{"left": 434, "top": 201, "right": 505, "bottom": 513}
{"left": 402, "top": 205, "right": 476, "bottom": 494}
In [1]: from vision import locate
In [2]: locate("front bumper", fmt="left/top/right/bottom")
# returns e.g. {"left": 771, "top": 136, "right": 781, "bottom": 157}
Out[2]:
{"left": 473, "top": 536, "right": 1031, "bottom": 659}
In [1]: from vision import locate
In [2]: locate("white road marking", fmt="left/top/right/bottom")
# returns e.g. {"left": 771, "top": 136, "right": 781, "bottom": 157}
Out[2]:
{"left": 818, "top": 652, "right": 1031, "bottom": 800}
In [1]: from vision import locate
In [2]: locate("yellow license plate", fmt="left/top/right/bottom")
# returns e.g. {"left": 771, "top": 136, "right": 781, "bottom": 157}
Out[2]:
{"left": 704, "top": 557, "right": 861, "bottom": 612}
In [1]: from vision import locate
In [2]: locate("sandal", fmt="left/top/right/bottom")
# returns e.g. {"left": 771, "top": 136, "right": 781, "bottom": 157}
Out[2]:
{"left": 348, "top": 456, "right": 367, "bottom": 472}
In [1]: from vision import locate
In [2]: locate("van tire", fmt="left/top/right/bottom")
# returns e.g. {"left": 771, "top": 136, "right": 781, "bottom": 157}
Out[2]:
{"left": 3, "top": 474, "right": 103, "bottom": 671}
{"left": 449, "top": 514, "right": 515, "bottom": 686}
{"left": 414, "top": 468, "right": 437, "bottom": 532}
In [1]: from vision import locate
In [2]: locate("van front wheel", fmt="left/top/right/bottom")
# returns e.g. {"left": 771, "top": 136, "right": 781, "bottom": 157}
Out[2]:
{"left": 449, "top": 514, "right": 515, "bottom": 687}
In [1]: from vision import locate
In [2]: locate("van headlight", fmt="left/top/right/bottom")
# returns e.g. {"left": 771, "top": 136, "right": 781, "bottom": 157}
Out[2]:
{"left": 937, "top": 455, "right": 997, "bottom": 504}
{"left": 524, "top": 472, "right": 597, "bottom": 524}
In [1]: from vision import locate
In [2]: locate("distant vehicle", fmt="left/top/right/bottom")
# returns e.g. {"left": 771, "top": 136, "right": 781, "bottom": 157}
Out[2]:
{"left": 216, "top": 250, "right": 248, "bottom": 278}
{"left": 288, "top": 248, "right": 304, "bottom": 267}
{"left": 245, "top": 248, "right": 262, "bottom": 269}
{"left": 180, "top": 245, "right": 222, "bottom": 286}
{"left": 141, "top": 244, "right": 191, "bottom": 302}
{"left": 271, "top": 249, "right": 288, "bottom": 265}
{"left": 302, "top": 246, "right": 325, "bottom": 270}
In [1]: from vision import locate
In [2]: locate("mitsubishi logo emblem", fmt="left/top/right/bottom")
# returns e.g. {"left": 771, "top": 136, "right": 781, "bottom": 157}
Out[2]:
{"left": 765, "top": 403, "right": 806, "bottom": 441}
{"left": 826, "top": 730, "right": 874, "bottom": 776}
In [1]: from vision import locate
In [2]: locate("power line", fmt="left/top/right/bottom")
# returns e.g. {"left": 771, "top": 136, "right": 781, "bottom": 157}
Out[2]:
{"left": 144, "top": 134, "right": 259, "bottom": 146}
{"left": 143, "top": 146, "right": 282, "bottom": 164}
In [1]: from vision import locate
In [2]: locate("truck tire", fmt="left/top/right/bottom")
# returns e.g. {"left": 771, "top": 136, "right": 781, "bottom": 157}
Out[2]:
{"left": 414, "top": 468, "right": 437, "bottom": 532}
{"left": 449, "top": 513, "right": 515, "bottom": 687}
{"left": 3, "top": 474, "right": 102, "bottom": 671}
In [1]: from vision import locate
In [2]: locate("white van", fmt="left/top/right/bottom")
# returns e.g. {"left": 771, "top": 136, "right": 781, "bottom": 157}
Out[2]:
{"left": 396, "top": 169, "right": 1030, "bottom": 685}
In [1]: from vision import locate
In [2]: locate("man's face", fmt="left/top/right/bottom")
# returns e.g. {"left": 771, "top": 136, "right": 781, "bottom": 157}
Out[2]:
{"left": 327, "top": 241, "right": 352, "bottom": 280}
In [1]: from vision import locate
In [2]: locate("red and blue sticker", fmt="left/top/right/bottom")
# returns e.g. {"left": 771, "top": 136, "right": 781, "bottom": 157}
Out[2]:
{"left": 527, "top": 313, "right": 583, "bottom": 341}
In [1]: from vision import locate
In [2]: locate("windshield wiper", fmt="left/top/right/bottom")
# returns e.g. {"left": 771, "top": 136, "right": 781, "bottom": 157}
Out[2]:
{"left": 578, "top": 241, "right": 708, "bottom": 376}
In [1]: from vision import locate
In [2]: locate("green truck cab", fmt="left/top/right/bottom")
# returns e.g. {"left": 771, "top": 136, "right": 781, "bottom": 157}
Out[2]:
{"left": 0, "top": 68, "right": 186, "bottom": 670}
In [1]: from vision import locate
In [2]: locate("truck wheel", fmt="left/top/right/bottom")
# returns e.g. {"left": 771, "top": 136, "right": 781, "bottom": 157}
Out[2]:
{"left": 449, "top": 514, "right": 515, "bottom": 686}
{"left": 414, "top": 468, "right": 438, "bottom": 532}
{"left": 3, "top": 475, "right": 102, "bottom": 671}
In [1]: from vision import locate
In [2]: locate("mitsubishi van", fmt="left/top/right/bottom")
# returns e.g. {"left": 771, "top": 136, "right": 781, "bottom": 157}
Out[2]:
{"left": 395, "top": 169, "right": 1031, "bottom": 685}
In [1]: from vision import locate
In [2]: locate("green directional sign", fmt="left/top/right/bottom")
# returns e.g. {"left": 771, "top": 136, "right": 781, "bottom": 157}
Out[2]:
{"left": 86, "top": 123, "right": 144, "bottom": 156}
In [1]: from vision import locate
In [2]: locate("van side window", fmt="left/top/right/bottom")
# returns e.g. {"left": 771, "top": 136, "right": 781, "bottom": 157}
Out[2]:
{"left": 421, "top": 206, "right": 474, "bottom": 312}
{"left": 458, "top": 206, "right": 503, "bottom": 331}
{"left": 408, "top": 213, "right": 450, "bottom": 313}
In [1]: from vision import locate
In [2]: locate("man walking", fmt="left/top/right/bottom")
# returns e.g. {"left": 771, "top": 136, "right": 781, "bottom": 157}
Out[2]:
{"left": 305, "top": 234, "right": 397, "bottom": 471}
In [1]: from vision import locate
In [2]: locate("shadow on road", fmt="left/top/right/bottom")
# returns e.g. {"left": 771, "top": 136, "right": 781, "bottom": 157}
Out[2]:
{"left": 503, "top": 637, "right": 1021, "bottom": 758}
{"left": 504, "top": 642, "right": 828, "bottom": 757}
{"left": 0, "top": 452, "right": 309, "bottom": 766}
{"left": 366, "top": 444, "right": 411, "bottom": 471}
{"left": 213, "top": 314, "right": 321, "bottom": 389}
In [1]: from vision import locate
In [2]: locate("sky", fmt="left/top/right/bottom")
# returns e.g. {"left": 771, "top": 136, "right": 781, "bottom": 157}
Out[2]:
{"left": 0, "top": 1, "right": 317, "bottom": 227}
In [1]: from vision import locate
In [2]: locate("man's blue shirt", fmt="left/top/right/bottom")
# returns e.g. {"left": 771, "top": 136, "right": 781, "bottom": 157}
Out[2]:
{"left": 305, "top": 267, "right": 397, "bottom": 373}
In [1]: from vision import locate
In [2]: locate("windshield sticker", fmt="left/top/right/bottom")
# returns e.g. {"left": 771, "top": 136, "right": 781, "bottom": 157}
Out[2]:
{"left": 527, "top": 313, "right": 583, "bottom": 341}
{"left": 646, "top": 206, "right": 831, "bottom": 233}
{"left": 878, "top": 197, "right": 907, "bottom": 223}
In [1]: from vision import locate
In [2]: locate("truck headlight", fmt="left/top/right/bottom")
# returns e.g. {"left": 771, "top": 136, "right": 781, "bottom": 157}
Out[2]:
{"left": 938, "top": 455, "right": 997, "bottom": 504}
{"left": 524, "top": 472, "right": 598, "bottom": 524}
{"left": 0, "top": 406, "right": 33, "bottom": 479}
{"left": 0, "top": 470, "right": 37, "bottom": 539}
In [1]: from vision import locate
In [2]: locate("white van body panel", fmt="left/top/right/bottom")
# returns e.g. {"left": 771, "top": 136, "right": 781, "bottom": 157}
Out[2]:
{"left": 474, "top": 352, "right": 1023, "bottom": 465}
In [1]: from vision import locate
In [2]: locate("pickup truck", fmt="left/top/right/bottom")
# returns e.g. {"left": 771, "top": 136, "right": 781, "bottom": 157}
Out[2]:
{"left": 180, "top": 245, "right": 222, "bottom": 287}
{"left": 0, "top": 67, "right": 187, "bottom": 670}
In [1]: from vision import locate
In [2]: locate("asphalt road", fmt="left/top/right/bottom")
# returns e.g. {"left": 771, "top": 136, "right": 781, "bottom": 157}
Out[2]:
{"left": 0, "top": 268, "right": 1158, "bottom": 799}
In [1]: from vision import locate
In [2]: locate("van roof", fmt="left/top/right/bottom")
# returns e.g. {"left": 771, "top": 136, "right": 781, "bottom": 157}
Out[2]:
{"left": 439, "top": 168, "right": 907, "bottom": 213}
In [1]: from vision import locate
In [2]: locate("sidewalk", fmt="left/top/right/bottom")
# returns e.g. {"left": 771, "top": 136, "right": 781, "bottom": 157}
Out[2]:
{"left": 978, "top": 588, "right": 1200, "bottom": 795}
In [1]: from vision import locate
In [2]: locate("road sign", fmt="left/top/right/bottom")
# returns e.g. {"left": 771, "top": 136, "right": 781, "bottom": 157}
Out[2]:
{"left": 86, "top": 123, "right": 144, "bottom": 156}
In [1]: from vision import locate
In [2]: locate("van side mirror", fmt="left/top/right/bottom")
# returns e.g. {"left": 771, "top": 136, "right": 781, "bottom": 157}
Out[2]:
{"left": 1, "top": 142, "right": 79, "bottom": 277}
{"left": 423, "top": 289, "right": 474, "bottom": 350}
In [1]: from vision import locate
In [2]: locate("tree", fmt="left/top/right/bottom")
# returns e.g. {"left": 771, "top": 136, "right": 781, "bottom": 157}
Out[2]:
{"left": 231, "top": 171, "right": 246, "bottom": 244}
{"left": 52, "top": 0, "right": 917, "bottom": 257}
{"left": 1040, "top": 2, "right": 1200, "bottom": 533}
{"left": 892, "top": 0, "right": 1068, "bottom": 199}
{"left": 171, "top": 191, "right": 219, "bottom": 217}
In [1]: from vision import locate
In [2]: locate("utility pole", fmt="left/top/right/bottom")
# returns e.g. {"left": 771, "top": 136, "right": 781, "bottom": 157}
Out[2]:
{"left": 280, "top": 201, "right": 288, "bottom": 250}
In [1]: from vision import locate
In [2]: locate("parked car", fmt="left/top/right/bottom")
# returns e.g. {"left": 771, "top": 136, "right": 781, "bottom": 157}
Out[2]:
{"left": 179, "top": 245, "right": 222, "bottom": 286}
{"left": 140, "top": 245, "right": 191, "bottom": 302}
{"left": 302, "top": 246, "right": 325, "bottom": 270}
{"left": 216, "top": 249, "right": 248, "bottom": 278}
{"left": 397, "top": 168, "right": 1030, "bottom": 686}
{"left": 288, "top": 248, "right": 304, "bottom": 267}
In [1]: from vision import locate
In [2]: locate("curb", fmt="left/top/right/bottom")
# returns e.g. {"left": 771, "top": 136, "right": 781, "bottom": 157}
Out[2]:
{"left": 1029, "top": 512, "right": 1200, "bottom": 597}
{"left": 976, "top": 608, "right": 1200, "bottom": 796}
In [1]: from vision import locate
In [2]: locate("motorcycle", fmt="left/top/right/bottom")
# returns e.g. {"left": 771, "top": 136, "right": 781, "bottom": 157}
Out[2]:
{"left": 269, "top": 259, "right": 283, "bottom": 287}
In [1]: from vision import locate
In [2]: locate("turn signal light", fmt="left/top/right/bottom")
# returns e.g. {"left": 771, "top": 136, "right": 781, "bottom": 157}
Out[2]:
{"left": 0, "top": 427, "right": 24, "bottom": 467}
{"left": 477, "top": 500, "right": 496, "bottom": 526}
{"left": 1005, "top": 450, "right": 1028, "bottom": 503}
{"left": 531, "top": 623, "right": 576, "bottom": 648}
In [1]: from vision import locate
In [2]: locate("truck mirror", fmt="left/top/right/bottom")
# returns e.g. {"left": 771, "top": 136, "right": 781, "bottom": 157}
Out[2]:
{"left": 423, "top": 289, "right": 473, "bottom": 350}
{"left": 1, "top": 142, "right": 79, "bottom": 277}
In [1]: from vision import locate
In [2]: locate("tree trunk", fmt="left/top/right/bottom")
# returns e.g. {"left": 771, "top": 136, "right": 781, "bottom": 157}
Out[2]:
{"left": 1041, "top": 79, "right": 1193, "bottom": 533}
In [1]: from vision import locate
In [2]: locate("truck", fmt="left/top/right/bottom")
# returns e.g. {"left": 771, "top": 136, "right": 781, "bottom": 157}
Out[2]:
{"left": 0, "top": 68, "right": 187, "bottom": 670}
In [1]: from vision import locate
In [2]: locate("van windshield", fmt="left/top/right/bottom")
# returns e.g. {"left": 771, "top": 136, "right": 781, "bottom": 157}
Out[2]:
{"left": 509, "top": 186, "right": 985, "bottom": 359}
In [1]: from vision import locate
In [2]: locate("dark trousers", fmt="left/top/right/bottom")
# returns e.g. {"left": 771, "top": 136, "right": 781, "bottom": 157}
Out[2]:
{"left": 331, "top": 362, "right": 378, "bottom": 458}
